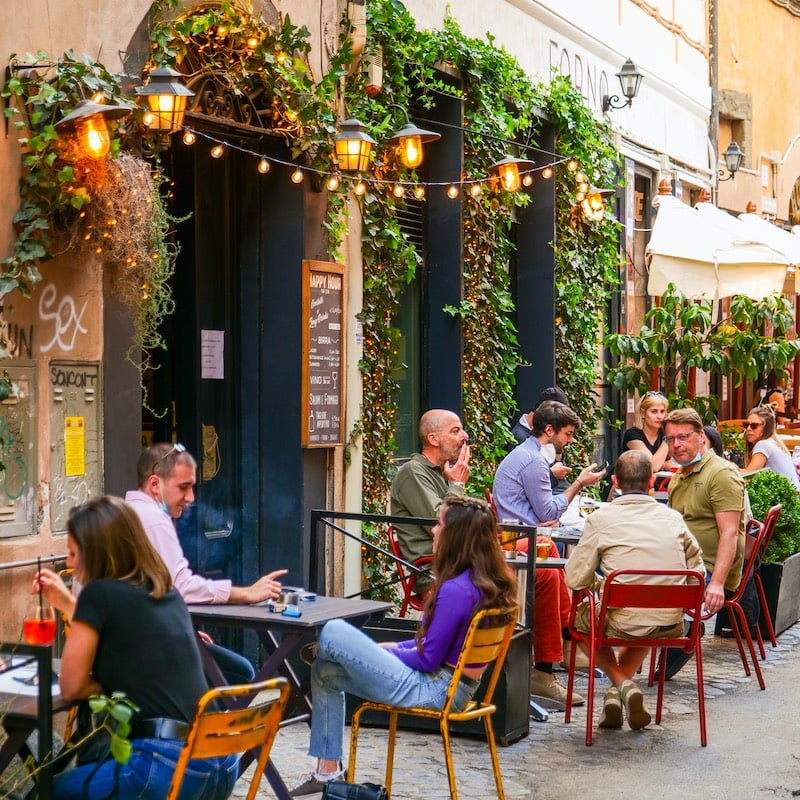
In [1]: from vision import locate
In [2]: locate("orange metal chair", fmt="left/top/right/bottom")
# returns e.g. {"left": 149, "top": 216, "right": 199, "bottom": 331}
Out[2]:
{"left": 753, "top": 504, "right": 782, "bottom": 652}
{"left": 565, "top": 569, "right": 707, "bottom": 746}
{"left": 165, "top": 677, "right": 290, "bottom": 800}
{"left": 387, "top": 524, "right": 433, "bottom": 617}
{"left": 347, "top": 607, "right": 517, "bottom": 800}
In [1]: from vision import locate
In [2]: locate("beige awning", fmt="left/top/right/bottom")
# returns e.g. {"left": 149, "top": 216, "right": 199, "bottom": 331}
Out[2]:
{"left": 646, "top": 196, "right": 790, "bottom": 299}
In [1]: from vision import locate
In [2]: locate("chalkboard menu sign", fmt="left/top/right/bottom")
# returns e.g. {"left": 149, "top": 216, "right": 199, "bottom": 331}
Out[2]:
{"left": 302, "top": 260, "right": 346, "bottom": 447}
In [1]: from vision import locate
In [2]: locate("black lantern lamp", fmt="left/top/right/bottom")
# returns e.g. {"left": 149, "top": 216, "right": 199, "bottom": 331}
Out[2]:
{"left": 490, "top": 154, "right": 536, "bottom": 193}
{"left": 386, "top": 113, "right": 441, "bottom": 169}
{"left": 719, "top": 141, "right": 744, "bottom": 182}
{"left": 333, "top": 118, "right": 376, "bottom": 173}
{"left": 55, "top": 99, "right": 131, "bottom": 159}
{"left": 135, "top": 66, "right": 195, "bottom": 135}
{"left": 602, "top": 58, "right": 643, "bottom": 113}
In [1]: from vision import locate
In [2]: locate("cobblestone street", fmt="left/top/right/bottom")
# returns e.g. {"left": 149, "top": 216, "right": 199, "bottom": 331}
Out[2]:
{"left": 239, "top": 625, "right": 800, "bottom": 800}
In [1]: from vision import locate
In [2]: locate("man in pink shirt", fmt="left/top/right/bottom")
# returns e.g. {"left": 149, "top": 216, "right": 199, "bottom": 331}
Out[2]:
{"left": 125, "top": 442, "right": 287, "bottom": 682}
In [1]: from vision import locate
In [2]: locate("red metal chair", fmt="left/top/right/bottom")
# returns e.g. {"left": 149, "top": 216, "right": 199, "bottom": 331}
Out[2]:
{"left": 564, "top": 568, "right": 707, "bottom": 746}
{"left": 706, "top": 517, "right": 771, "bottom": 690}
{"left": 753, "top": 504, "right": 782, "bottom": 652}
{"left": 387, "top": 525, "right": 433, "bottom": 617}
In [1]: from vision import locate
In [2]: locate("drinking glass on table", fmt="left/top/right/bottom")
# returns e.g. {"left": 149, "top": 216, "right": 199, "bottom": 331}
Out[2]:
{"left": 499, "top": 519, "right": 520, "bottom": 558}
{"left": 578, "top": 493, "right": 600, "bottom": 519}
{"left": 23, "top": 605, "right": 56, "bottom": 646}
{"left": 535, "top": 528, "right": 552, "bottom": 562}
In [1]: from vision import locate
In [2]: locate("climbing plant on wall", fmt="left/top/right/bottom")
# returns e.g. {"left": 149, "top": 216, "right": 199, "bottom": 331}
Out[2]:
{"left": 346, "top": 1, "right": 619, "bottom": 502}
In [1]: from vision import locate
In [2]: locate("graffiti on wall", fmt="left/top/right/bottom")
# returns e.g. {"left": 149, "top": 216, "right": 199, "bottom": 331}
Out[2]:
{"left": 38, "top": 283, "right": 89, "bottom": 353}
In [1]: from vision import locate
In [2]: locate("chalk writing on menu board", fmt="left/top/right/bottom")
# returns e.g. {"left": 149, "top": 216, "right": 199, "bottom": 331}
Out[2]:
{"left": 303, "top": 261, "right": 345, "bottom": 446}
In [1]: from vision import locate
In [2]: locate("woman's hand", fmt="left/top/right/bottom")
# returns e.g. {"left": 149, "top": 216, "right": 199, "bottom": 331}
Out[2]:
{"left": 33, "top": 567, "right": 75, "bottom": 620}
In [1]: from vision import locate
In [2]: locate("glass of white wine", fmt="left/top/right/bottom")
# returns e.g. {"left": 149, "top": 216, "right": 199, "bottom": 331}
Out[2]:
{"left": 578, "top": 494, "right": 599, "bottom": 519}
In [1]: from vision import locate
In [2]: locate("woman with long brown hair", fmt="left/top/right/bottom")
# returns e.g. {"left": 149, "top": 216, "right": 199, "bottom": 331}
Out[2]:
{"left": 289, "top": 496, "right": 517, "bottom": 797}
{"left": 742, "top": 405, "right": 800, "bottom": 490}
{"left": 36, "top": 496, "right": 239, "bottom": 799}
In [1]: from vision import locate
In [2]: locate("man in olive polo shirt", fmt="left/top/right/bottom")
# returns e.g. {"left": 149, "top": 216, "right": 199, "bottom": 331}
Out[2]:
{"left": 390, "top": 409, "right": 470, "bottom": 592}
{"left": 661, "top": 407, "right": 746, "bottom": 678}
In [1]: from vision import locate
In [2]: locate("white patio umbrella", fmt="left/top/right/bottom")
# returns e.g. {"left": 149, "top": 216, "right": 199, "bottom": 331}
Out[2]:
{"left": 738, "top": 213, "right": 800, "bottom": 294}
{"left": 646, "top": 195, "right": 790, "bottom": 299}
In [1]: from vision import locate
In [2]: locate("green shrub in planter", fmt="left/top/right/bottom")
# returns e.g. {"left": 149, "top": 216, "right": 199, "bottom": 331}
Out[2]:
{"left": 746, "top": 470, "right": 800, "bottom": 562}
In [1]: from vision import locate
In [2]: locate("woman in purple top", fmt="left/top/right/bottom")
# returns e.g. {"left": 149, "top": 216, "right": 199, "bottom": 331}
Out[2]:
{"left": 289, "top": 496, "right": 517, "bottom": 797}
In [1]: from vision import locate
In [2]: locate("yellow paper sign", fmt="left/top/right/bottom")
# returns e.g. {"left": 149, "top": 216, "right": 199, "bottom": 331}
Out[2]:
{"left": 64, "top": 416, "right": 85, "bottom": 477}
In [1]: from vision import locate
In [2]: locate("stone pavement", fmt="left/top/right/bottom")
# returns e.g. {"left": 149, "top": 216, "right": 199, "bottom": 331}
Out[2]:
{"left": 237, "top": 623, "right": 800, "bottom": 800}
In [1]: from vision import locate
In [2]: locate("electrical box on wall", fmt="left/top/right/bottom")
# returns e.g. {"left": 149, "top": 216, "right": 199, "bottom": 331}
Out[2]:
{"left": 0, "top": 362, "right": 37, "bottom": 538}
{"left": 49, "top": 361, "right": 102, "bottom": 533}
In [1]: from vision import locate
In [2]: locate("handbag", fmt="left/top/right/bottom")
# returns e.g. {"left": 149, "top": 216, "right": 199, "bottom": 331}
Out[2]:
{"left": 321, "top": 780, "right": 389, "bottom": 800}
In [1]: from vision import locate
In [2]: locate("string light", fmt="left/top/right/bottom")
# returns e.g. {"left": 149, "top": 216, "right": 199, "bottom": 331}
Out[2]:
{"left": 172, "top": 127, "right": 586, "bottom": 203}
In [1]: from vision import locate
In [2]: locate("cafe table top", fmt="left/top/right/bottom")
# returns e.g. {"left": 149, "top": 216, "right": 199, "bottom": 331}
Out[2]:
{"left": 187, "top": 594, "right": 393, "bottom": 630}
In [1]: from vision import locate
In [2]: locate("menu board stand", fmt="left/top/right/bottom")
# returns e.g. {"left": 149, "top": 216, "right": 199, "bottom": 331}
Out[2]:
{"left": 302, "top": 260, "right": 346, "bottom": 447}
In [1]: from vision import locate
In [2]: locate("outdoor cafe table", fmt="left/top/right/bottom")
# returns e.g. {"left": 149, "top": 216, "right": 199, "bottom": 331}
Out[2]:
{"left": 0, "top": 644, "right": 66, "bottom": 800}
{"left": 187, "top": 595, "right": 392, "bottom": 800}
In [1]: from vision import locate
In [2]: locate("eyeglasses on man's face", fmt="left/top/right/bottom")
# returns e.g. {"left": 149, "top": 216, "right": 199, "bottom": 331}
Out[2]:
{"left": 664, "top": 431, "right": 699, "bottom": 445}
{"left": 150, "top": 443, "right": 187, "bottom": 476}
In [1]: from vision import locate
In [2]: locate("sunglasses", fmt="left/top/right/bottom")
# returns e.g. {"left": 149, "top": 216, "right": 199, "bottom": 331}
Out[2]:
{"left": 644, "top": 391, "right": 666, "bottom": 399}
{"left": 743, "top": 422, "right": 764, "bottom": 430}
{"left": 150, "top": 443, "right": 187, "bottom": 475}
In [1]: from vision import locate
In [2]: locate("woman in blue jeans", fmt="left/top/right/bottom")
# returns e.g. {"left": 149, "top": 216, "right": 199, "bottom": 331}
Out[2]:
{"left": 36, "top": 496, "right": 238, "bottom": 799}
{"left": 290, "top": 496, "right": 518, "bottom": 797}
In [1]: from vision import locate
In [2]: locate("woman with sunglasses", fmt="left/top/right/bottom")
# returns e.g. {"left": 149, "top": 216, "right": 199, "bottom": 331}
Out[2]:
{"left": 288, "top": 496, "right": 517, "bottom": 797}
{"left": 622, "top": 391, "right": 671, "bottom": 472}
{"left": 742, "top": 405, "right": 800, "bottom": 490}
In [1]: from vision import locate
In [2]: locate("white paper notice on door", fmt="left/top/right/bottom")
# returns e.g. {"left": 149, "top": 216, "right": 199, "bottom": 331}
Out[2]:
{"left": 201, "top": 330, "right": 225, "bottom": 380}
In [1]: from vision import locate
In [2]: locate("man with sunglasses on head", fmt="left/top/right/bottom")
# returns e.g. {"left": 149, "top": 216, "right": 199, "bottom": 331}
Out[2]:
{"left": 659, "top": 408, "right": 746, "bottom": 679}
{"left": 125, "top": 442, "right": 288, "bottom": 683}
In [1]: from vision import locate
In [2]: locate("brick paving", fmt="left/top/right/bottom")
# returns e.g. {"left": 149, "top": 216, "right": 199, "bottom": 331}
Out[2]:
{"left": 238, "top": 623, "right": 800, "bottom": 800}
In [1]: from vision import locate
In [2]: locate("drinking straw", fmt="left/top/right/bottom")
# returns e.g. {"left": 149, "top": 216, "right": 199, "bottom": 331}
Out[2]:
{"left": 37, "top": 556, "right": 43, "bottom": 614}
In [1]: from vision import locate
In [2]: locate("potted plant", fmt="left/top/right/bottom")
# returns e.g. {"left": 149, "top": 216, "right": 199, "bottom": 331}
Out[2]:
{"left": 746, "top": 470, "right": 800, "bottom": 635}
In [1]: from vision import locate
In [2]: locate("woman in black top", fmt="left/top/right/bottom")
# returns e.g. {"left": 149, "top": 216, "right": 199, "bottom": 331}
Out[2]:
{"left": 36, "top": 496, "right": 238, "bottom": 800}
{"left": 622, "top": 391, "right": 670, "bottom": 472}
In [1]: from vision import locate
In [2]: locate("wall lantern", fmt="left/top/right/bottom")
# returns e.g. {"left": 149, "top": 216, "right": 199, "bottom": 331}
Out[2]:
{"left": 602, "top": 58, "right": 643, "bottom": 113}
{"left": 386, "top": 111, "right": 441, "bottom": 169}
{"left": 333, "top": 117, "right": 376, "bottom": 172}
{"left": 135, "top": 66, "right": 195, "bottom": 135}
{"left": 718, "top": 140, "right": 744, "bottom": 182}
{"left": 490, "top": 154, "right": 535, "bottom": 193}
{"left": 581, "top": 184, "right": 614, "bottom": 221}
{"left": 55, "top": 99, "right": 131, "bottom": 159}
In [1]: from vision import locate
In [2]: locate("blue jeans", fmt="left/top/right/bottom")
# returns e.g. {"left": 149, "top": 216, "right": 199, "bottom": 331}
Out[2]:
{"left": 309, "top": 619, "right": 478, "bottom": 760}
{"left": 205, "top": 642, "right": 256, "bottom": 685}
{"left": 53, "top": 737, "right": 239, "bottom": 799}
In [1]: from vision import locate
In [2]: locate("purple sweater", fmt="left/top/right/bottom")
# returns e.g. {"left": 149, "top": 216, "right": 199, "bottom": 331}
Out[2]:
{"left": 389, "top": 570, "right": 482, "bottom": 671}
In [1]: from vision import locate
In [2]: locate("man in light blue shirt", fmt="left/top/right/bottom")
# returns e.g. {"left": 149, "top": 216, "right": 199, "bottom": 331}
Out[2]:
{"left": 493, "top": 401, "right": 605, "bottom": 705}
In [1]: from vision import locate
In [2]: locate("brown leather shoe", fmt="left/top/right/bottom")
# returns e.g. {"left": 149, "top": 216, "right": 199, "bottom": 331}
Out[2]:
{"left": 530, "top": 669, "right": 584, "bottom": 706}
{"left": 561, "top": 640, "right": 591, "bottom": 670}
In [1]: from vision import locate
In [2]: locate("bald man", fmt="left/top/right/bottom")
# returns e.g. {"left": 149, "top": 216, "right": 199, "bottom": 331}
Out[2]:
{"left": 390, "top": 410, "right": 470, "bottom": 592}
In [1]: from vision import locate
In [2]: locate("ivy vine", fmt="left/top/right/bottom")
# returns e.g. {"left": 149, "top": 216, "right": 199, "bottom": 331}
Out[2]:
{"left": 343, "top": 0, "right": 620, "bottom": 588}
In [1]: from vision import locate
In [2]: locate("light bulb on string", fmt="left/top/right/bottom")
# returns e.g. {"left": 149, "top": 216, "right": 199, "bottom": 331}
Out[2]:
{"left": 542, "top": 166, "right": 553, "bottom": 179}
{"left": 567, "top": 159, "right": 578, "bottom": 172}
{"left": 326, "top": 174, "right": 340, "bottom": 191}
{"left": 469, "top": 183, "right": 482, "bottom": 198}
{"left": 447, "top": 185, "right": 459, "bottom": 199}
{"left": 522, "top": 173, "right": 533, "bottom": 187}
{"left": 413, "top": 186, "right": 426, "bottom": 200}
{"left": 393, "top": 183, "right": 406, "bottom": 198}
{"left": 354, "top": 180, "right": 367, "bottom": 196}
{"left": 258, "top": 158, "right": 271, "bottom": 174}
{"left": 210, "top": 143, "right": 225, "bottom": 158}
{"left": 575, "top": 171, "right": 587, "bottom": 183}
{"left": 291, "top": 168, "right": 304, "bottom": 183}
{"left": 182, "top": 130, "right": 196, "bottom": 145}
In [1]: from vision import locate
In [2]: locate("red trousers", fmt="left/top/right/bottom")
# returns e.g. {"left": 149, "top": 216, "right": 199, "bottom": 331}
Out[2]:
{"left": 533, "top": 568, "right": 571, "bottom": 663}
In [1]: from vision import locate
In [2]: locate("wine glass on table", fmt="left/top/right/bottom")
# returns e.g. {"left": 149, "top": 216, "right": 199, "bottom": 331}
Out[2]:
{"left": 578, "top": 493, "right": 599, "bottom": 520}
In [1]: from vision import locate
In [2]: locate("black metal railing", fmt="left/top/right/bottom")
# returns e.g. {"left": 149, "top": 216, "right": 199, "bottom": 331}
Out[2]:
{"left": 309, "top": 510, "right": 536, "bottom": 622}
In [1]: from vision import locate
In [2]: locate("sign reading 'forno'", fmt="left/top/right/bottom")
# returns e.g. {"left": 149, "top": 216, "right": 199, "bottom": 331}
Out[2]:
{"left": 302, "top": 260, "right": 345, "bottom": 447}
